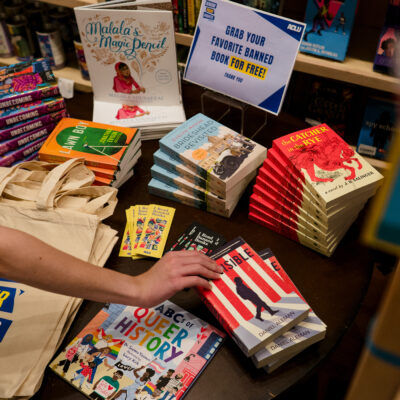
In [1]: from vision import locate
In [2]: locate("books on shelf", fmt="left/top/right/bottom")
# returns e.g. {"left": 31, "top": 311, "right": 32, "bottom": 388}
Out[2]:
{"left": 249, "top": 123, "right": 384, "bottom": 256}
{"left": 356, "top": 97, "right": 396, "bottom": 161}
{"left": 39, "top": 118, "right": 141, "bottom": 188}
{"left": 198, "top": 237, "right": 310, "bottom": 357}
{"left": 50, "top": 300, "right": 225, "bottom": 400}
{"left": 74, "top": 0, "right": 186, "bottom": 140}
{"left": 300, "top": 0, "right": 358, "bottom": 61}
{"left": 148, "top": 113, "right": 265, "bottom": 217}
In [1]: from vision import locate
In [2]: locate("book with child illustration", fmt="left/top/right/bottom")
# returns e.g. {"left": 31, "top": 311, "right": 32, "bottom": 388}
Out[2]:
{"left": 74, "top": 0, "right": 186, "bottom": 139}
{"left": 50, "top": 300, "right": 225, "bottom": 400}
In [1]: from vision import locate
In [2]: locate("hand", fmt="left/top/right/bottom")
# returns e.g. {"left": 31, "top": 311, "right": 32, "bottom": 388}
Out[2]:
{"left": 134, "top": 251, "right": 223, "bottom": 308}
{"left": 131, "top": 88, "right": 140, "bottom": 94}
{"left": 140, "top": 87, "right": 146, "bottom": 93}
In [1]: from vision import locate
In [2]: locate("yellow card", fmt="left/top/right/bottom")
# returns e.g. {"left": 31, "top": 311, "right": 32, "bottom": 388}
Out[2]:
{"left": 118, "top": 211, "right": 132, "bottom": 257}
{"left": 135, "top": 204, "right": 175, "bottom": 258}
{"left": 131, "top": 204, "right": 150, "bottom": 257}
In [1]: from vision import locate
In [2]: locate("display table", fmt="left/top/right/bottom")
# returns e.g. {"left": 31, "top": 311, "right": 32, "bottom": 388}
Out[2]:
{"left": 31, "top": 84, "right": 378, "bottom": 400}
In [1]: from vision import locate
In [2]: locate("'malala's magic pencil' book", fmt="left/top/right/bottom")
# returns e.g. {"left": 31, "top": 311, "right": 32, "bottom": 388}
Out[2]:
{"left": 74, "top": 0, "right": 186, "bottom": 139}
{"left": 198, "top": 237, "right": 310, "bottom": 357}
{"left": 50, "top": 300, "right": 225, "bottom": 400}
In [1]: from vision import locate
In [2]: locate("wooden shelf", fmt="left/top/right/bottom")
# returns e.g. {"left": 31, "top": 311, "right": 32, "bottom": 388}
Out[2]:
{"left": 175, "top": 33, "right": 400, "bottom": 94}
{"left": 0, "top": 56, "right": 93, "bottom": 93}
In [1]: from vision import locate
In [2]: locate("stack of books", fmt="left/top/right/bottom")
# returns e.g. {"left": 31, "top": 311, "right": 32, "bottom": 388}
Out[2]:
{"left": 0, "top": 59, "right": 68, "bottom": 167}
{"left": 39, "top": 118, "right": 141, "bottom": 188}
{"left": 249, "top": 124, "right": 384, "bottom": 256}
{"left": 148, "top": 113, "right": 267, "bottom": 217}
{"left": 172, "top": 233, "right": 326, "bottom": 371}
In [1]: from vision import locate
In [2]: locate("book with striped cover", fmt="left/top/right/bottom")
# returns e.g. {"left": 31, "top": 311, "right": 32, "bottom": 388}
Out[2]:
{"left": 198, "top": 237, "right": 310, "bottom": 357}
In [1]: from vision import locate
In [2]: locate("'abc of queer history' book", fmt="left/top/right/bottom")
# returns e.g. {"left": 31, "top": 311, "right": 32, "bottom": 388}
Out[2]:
{"left": 50, "top": 301, "right": 224, "bottom": 400}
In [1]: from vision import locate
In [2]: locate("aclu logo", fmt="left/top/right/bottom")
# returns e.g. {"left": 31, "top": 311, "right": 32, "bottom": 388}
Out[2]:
{"left": 287, "top": 23, "right": 301, "bottom": 32}
{"left": 203, "top": 0, "right": 217, "bottom": 21}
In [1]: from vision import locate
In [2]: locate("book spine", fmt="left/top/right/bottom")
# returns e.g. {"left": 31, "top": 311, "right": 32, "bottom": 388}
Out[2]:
{"left": 0, "top": 123, "right": 55, "bottom": 156}
{"left": 178, "top": 0, "right": 186, "bottom": 32}
{"left": 172, "top": 0, "right": 179, "bottom": 31}
{"left": 187, "top": 0, "right": 196, "bottom": 34}
{"left": 0, "top": 85, "right": 60, "bottom": 110}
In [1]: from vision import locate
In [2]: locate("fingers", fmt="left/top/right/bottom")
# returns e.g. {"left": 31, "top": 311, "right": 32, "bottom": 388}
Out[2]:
{"left": 181, "top": 263, "right": 221, "bottom": 280}
{"left": 179, "top": 275, "right": 213, "bottom": 291}
{"left": 166, "top": 251, "right": 223, "bottom": 273}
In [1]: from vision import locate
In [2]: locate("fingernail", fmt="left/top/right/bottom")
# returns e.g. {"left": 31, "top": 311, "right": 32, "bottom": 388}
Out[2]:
{"left": 217, "top": 265, "right": 224, "bottom": 274}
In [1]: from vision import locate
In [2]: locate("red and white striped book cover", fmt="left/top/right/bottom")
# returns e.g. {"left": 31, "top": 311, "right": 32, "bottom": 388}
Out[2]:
{"left": 197, "top": 237, "right": 310, "bottom": 357}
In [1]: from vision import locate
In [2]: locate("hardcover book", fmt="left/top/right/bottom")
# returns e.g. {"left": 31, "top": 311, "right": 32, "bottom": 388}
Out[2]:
{"left": 159, "top": 113, "right": 267, "bottom": 197}
{"left": 251, "top": 248, "right": 326, "bottom": 369}
{"left": 74, "top": 0, "right": 186, "bottom": 138}
{"left": 272, "top": 124, "right": 383, "bottom": 208}
{"left": 300, "top": 0, "right": 359, "bottom": 61}
{"left": 356, "top": 97, "right": 396, "bottom": 160}
{"left": 39, "top": 118, "right": 141, "bottom": 171}
{"left": 198, "top": 237, "right": 310, "bottom": 356}
{"left": 50, "top": 300, "right": 225, "bottom": 399}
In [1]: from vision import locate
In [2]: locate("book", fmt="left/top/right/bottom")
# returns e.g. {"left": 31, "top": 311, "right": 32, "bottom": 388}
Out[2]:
{"left": 272, "top": 124, "right": 383, "bottom": 209}
{"left": 300, "top": 0, "right": 359, "bottom": 61}
{"left": 74, "top": 0, "right": 186, "bottom": 138}
{"left": 169, "top": 222, "right": 226, "bottom": 255}
{"left": 197, "top": 237, "right": 310, "bottom": 356}
{"left": 39, "top": 118, "right": 141, "bottom": 171}
{"left": 0, "top": 97, "right": 66, "bottom": 129}
{"left": 132, "top": 204, "right": 151, "bottom": 258}
{"left": 159, "top": 113, "right": 266, "bottom": 197}
{"left": 50, "top": 300, "right": 225, "bottom": 399}
{"left": 251, "top": 248, "right": 326, "bottom": 369}
{"left": 356, "top": 97, "right": 396, "bottom": 160}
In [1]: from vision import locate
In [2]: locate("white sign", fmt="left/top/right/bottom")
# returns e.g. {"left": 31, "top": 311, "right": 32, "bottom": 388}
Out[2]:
{"left": 184, "top": 0, "right": 306, "bottom": 115}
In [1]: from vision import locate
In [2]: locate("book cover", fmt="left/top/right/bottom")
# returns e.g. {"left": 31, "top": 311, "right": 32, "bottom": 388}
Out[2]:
{"left": 356, "top": 97, "right": 396, "bottom": 160}
{"left": 272, "top": 124, "right": 383, "bottom": 208}
{"left": 198, "top": 237, "right": 310, "bottom": 356}
{"left": 251, "top": 248, "right": 326, "bottom": 369}
{"left": 39, "top": 118, "right": 140, "bottom": 171}
{"left": 300, "top": 0, "right": 358, "bottom": 61}
{"left": 0, "top": 97, "right": 66, "bottom": 129}
{"left": 159, "top": 113, "right": 267, "bottom": 195}
{"left": 135, "top": 204, "right": 175, "bottom": 258}
{"left": 119, "top": 210, "right": 134, "bottom": 257}
{"left": 50, "top": 300, "right": 225, "bottom": 399}
{"left": 74, "top": 0, "right": 186, "bottom": 131}
{"left": 0, "top": 108, "right": 68, "bottom": 142}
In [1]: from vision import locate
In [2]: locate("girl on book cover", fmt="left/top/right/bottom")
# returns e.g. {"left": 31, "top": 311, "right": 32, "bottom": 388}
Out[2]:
{"left": 115, "top": 104, "right": 150, "bottom": 120}
{"left": 112, "top": 62, "right": 145, "bottom": 94}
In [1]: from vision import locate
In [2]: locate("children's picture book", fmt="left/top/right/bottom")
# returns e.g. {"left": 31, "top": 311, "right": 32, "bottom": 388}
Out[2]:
{"left": 184, "top": 0, "right": 305, "bottom": 115}
{"left": 50, "top": 300, "right": 225, "bottom": 399}
{"left": 272, "top": 124, "right": 384, "bottom": 208}
{"left": 74, "top": 0, "right": 186, "bottom": 137}
{"left": 356, "top": 97, "right": 396, "bottom": 160}
{"left": 159, "top": 113, "right": 267, "bottom": 196}
{"left": 300, "top": 0, "right": 358, "bottom": 61}
{"left": 39, "top": 118, "right": 141, "bottom": 171}
{"left": 251, "top": 248, "right": 326, "bottom": 369}
{"left": 197, "top": 237, "right": 310, "bottom": 356}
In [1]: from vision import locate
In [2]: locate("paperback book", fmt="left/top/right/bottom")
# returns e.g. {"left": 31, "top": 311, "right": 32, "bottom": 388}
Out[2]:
{"left": 74, "top": 0, "right": 186, "bottom": 138}
{"left": 50, "top": 300, "right": 225, "bottom": 399}
{"left": 251, "top": 248, "right": 326, "bottom": 369}
{"left": 159, "top": 113, "right": 267, "bottom": 197}
{"left": 197, "top": 237, "right": 310, "bottom": 356}
{"left": 39, "top": 118, "right": 141, "bottom": 171}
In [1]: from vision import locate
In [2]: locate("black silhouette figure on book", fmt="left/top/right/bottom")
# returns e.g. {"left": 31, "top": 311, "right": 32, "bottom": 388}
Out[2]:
{"left": 234, "top": 277, "right": 279, "bottom": 321}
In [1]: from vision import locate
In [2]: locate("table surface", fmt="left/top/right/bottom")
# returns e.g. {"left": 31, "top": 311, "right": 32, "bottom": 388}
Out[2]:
{"left": 31, "top": 84, "right": 377, "bottom": 400}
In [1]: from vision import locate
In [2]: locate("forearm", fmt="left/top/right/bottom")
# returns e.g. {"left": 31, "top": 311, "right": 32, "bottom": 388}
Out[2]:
{"left": 0, "top": 226, "right": 143, "bottom": 306}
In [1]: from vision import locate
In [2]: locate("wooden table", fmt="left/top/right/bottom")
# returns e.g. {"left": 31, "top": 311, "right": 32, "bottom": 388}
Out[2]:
{"left": 31, "top": 84, "right": 378, "bottom": 400}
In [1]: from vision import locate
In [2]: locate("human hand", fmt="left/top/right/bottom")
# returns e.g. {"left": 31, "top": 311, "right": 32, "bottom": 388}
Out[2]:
{"left": 134, "top": 251, "right": 223, "bottom": 307}
{"left": 132, "top": 88, "right": 140, "bottom": 94}
{"left": 140, "top": 87, "right": 146, "bottom": 93}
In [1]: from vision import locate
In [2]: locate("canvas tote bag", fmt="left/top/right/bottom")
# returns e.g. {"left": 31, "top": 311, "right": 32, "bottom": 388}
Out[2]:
{"left": 0, "top": 158, "right": 119, "bottom": 398}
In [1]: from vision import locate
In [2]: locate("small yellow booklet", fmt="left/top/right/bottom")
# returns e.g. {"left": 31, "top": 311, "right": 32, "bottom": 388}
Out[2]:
{"left": 135, "top": 204, "right": 175, "bottom": 258}
{"left": 118, "top": 208, "right": 133, "bottom": 257}
{"left": 131, "top": 204, "right": 149, "bottom": 258}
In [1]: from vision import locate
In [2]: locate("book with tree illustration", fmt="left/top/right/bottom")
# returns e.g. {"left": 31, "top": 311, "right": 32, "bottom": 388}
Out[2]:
{"left": 74, "top": 0, "right": 186, "bottom": 139}
{"left": 50, "top": 300, "right": 225, "bottom": 400}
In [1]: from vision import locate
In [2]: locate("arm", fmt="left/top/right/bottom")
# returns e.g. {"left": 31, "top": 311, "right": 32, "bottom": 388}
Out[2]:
{"left": 0, "top": 226, "right": 222, "bottom": 308}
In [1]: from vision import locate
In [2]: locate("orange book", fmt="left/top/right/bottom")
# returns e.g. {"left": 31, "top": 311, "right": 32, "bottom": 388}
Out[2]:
{"left": 39, "top": 118, "right": 140, "bottom": 171}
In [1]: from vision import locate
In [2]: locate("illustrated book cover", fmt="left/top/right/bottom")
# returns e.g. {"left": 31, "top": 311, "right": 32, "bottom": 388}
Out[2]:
{"left": 272, "top": 123, "right": 383, "bottom": 208}
{"left": 251, "top": 248, "right": 326, "bottom": 369}
{"left": 50, "top": 300, "right": 225, "bottom": 400}
{"left": 356, "top": 97, "right": 396, "bottom": 161}
{"left": 197, "top": 237, "right": 310, "bottom": 356}
{"left": 159, "top": 113, "right": 267, "bottom": 197}
{"left": 39, "top": 118, "right": 141, "bottom": 171}
{"left": 74, "top": 0, "right": 186, "bottom": 137}
{"left": 300, "top": 0, "right": 359, "bottom": 61}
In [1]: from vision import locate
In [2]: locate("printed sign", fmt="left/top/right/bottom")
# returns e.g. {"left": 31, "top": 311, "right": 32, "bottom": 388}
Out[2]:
{"left": 184, "top": 0, "right": 305, "bottom": 115}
